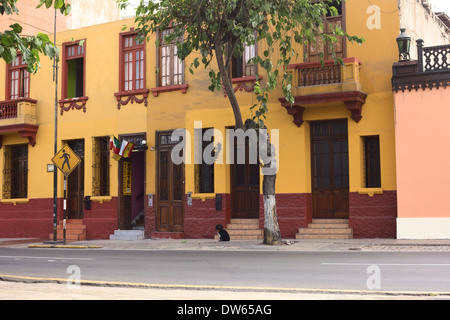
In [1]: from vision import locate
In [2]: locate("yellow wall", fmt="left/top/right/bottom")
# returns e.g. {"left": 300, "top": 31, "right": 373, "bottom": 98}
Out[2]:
{"left": 0, "top": 0, "right": 403, "bottom": 201}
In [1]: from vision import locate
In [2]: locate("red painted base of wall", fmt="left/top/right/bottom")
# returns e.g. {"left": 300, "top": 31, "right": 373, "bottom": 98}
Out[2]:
{"left": 274, "top": 193, "right": 313, "bottom": 239}
{"left": 0, "top": 197, "right": 119, "bottom": 240}
{"left": 0, "top": 198, "right": 54, "bottom": 239}
{"left": 349, "top": 191, "right": 397, "bottom": 239}
{"left": 83, "top": 197, "right": 118, "bottom": 239}
{"left": 1, "top": 191, "right": 397, "bottom": 240}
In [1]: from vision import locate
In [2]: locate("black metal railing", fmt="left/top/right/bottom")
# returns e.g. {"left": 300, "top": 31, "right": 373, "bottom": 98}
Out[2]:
{"left": 418, "top": 39, "right": 450, "bottom": 73}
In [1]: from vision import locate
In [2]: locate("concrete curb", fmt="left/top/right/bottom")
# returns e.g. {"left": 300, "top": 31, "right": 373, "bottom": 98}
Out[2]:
{"left": 1, "top": 273, "right": 450, "bottom": 298}
{"left": 27, "top": 244, "right": 103, "bottom": 249}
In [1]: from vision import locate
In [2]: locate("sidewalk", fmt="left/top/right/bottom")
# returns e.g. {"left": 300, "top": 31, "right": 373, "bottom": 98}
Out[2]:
{"left": 2, "top": 237, "right": 450, "bottom": 251}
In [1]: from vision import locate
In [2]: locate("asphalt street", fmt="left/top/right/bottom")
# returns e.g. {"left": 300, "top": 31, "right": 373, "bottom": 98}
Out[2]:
{"left": 2, "top": 248, "right": 450, "bottom": 292}
{"left": 1, "top": 238, "right": 450, "bottom": 300}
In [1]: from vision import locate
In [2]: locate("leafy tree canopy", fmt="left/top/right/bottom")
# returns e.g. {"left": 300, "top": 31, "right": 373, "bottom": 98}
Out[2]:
{"left": 121, "top": 0, "right": 363, "bottom": 128}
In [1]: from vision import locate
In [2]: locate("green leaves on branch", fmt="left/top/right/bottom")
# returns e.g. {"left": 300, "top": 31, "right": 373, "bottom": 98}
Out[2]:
{"left": 0, "top": 0, "right": 69, "bottom": 73}
{"left": 37, "top": 0, "right": 71, "bottom": 15}
{"left": 126, "top": 0, "right": 364, "bottom": 128}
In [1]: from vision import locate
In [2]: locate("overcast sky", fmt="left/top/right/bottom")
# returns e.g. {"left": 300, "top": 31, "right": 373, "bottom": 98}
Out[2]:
{"left": 427, "top": 0, "right": 450, "bottom": 14}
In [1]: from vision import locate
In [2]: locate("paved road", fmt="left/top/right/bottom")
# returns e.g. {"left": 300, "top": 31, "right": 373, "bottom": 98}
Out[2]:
{"left": 1, "top": 247, "right": 450, "bottom": 295}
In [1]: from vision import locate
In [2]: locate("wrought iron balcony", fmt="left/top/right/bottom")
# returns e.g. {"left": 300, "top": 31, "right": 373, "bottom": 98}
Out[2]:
{"left": 0, "top": 98, "right": 39, "bottom": 148}
{"left": 392, "top": 41, "right": 450, "bottom": 92}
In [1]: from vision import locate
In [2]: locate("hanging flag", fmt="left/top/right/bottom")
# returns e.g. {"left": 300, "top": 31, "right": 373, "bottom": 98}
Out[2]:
{"left": 119, "top": 139, "right": 135, "bottom": 158}
{"left": 110, "top": 135, "right": 122, "bottom": 161}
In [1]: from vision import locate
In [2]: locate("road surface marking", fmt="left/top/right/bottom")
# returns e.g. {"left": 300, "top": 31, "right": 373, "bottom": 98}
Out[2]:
{"left": 0, "top": 255, "right": 93, "bottom": 261}
{"left": 322, "top": 263, "right": 450, "bottom": 266}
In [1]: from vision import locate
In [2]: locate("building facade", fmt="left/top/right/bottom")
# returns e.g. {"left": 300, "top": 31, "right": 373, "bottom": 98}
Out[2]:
{"left": 0, "top": 0, "right": 448, "bottom": 240}
{"left": 392, "top": 40, "right": 450, "bottom": 239}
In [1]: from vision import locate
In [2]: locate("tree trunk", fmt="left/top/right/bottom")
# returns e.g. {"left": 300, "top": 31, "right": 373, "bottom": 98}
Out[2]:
{"left": 262, "top": 174, "right": 282, "bottom": 245}
{"left": 215, "top": 40, "right": 282, "bottom": 245}
{"left": 214, "top": 40, "right": 245, "bottom": 130}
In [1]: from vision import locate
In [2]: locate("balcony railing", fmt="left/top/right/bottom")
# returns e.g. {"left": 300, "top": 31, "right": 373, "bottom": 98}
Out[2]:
{"left": 295, "top": 61, "right": 341, "bottom": 87}
{"left": 0, "top": 101, "right": 18, "bottom": 119}
{"left": 280, "top": 57, "right": 366, "bottom": 127}
{"left": 287, "top": 57, "right": 362, "bottom": 95}
{"left": 418, "top": 40, "right": 450, "bottom": 73}
{"left": 0, "top": 98, "right": 37, "bottom": 125}
{"left": 0, "top": 98, "right": 39, "bottom": 147}
{"left": 392, "top": 41, "right": 450, "bottom": 92}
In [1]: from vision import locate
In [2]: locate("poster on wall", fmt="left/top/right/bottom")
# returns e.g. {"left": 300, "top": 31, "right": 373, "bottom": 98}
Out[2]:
{"left": 123, "top": 161, "right": 132, "bottom": 196}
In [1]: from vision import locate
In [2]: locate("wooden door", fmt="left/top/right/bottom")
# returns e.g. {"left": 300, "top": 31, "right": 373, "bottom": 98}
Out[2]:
{"left": 231, "top": 141, "right": 260, "bottom": 219}
{"left": 67, "top": 139, "right": 84, "bottom": 219}
{"left": 311, "top": 120, "right": 349, "bottom": 219}
{"left": 156, "top": 131, "right": 185, "bottom": 232}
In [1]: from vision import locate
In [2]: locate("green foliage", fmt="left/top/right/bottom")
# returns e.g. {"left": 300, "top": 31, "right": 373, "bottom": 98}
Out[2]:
{"left": 125, "top": 0, "right": 364, "bottom": 127}
{"left": 0, "top": 0, "right": 71, "bottom": 73}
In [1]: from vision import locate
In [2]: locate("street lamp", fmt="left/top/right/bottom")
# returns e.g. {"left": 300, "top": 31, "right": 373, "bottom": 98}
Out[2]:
{"left": 396, "top": 28, "right": 411, "bottom": 61}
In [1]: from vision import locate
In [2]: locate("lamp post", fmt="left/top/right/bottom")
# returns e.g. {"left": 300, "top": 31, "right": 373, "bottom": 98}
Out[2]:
{"left": 396, "top": 28, "right": 411, "bottom": 61}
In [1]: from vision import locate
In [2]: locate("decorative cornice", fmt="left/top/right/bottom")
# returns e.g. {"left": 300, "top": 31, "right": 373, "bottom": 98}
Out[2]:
{"left": 151, "top": 84, "right": 189, "bottom": 97}
{"left": 0, "top": 123, "right": 39, "bottom": 148}
{"left": 392, "top": 55, "right": 450, "bottom": 92}
{"left": 114, "top": 89, "right": 150, "bottom": 109}
{"left": 58, "top": 97, "right": 89, "bottom": 115}
{"left": 279, "top": 91, "right": 367, "bottom": 127}
{"left": 223, "top": 76, "right": 262, "bottom": 97}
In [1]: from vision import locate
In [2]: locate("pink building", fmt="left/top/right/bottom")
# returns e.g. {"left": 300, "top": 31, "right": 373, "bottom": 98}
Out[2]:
{"left": 392, "top": 40, "right": 450, "bottom": 239}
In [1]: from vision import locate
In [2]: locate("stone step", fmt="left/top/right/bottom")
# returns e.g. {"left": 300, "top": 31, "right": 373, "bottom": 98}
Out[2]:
{"left": 311, "top": 219, "right": 349, "bottom": 224}
{"left": 296, "top": 218, "right": 353, "bottom": 240}
{"left": 227, "top": 229, "right": 263, "bottom": 236}
{"left": 109, "top": 229, "right": 145, "bottom": 241}
{"left": 49, "top": 219, "right": 87, "bottom": 241}
{"left": 229, "top": 218, "right": 259, "bottom": 225}
{"left": 215, "top": 219, "right": 263, "bottom": 240}
{"left": 297, "top": 228, "right": 352, "bottom": 234}
{"left": 295, "top": 233, "right": 352, "bottom": 240}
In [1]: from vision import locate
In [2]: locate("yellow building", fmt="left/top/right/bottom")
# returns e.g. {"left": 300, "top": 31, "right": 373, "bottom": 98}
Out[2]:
{"left": 0, "top": 0, "right": 448, "bottom": 240}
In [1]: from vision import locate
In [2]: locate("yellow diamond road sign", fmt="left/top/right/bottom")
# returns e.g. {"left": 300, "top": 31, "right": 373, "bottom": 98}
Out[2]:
{"left": 52, "top": 144, "right": 81, "bottom": 177}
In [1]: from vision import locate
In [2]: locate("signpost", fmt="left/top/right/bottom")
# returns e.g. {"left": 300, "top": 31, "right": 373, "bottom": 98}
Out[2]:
{"left": 51, "top": 144, "right": 81, "bottom": 244}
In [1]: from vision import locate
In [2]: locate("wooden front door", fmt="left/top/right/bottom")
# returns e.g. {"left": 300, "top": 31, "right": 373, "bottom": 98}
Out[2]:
{"left": 311, "top": 120, "right": 349, "bottom": 219}
{"left": 156, "top": 131, "right": 185, "bottom": 232}
{"left": 67, "top": 139, "right": 84, "bottom": 219}
{"left": 231, "top": 141, "right": 260, "bottom": 219}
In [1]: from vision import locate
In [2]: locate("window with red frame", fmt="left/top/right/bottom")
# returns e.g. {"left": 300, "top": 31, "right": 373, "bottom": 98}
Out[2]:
{"left": 159, "top": 28, "right": 184, "bottom": 87}
{"left": 63, "top": 42, "right": 86, "bottom": 99}
{"left": 7, "top": 54, "right": 29, "bottom": 100}
{"left": 121, "top": 33, "right": 145, "bottom": 91}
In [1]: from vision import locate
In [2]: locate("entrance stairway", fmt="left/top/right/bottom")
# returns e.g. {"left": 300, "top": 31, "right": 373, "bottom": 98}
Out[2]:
{"left": 215, "top": 219, "right": 263, "bottom": 240}
{"left": 295, "top": 219, "right": 353, "bottom": 239}
{"left": 49, "top": 219, "right": 86, "bottom": 241}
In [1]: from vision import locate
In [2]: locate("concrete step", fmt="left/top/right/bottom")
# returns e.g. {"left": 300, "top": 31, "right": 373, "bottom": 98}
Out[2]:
{"left": 215, "top": 219, "right": 263, "bottom": 240}
{"left": 296, "top": 218, "right": 353, "bottom": 240}
{"left": 49, "top": 219, "right": 87, "bottom": 241}
{"left": 109, "top": 229, "right": 145, "bottom": 240}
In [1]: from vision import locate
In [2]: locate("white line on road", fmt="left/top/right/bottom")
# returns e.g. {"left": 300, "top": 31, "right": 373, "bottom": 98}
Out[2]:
{"left": 322, "top": 263, "right": 450, "bottom": 266}
{"left": 0, "top": 255, "right": 93, "bottom": 261}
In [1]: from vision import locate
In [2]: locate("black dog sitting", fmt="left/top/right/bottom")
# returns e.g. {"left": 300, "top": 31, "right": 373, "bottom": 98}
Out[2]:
{"left": 215, "top": 224, "right": 230, "bottom": 241}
